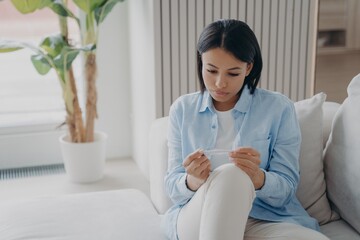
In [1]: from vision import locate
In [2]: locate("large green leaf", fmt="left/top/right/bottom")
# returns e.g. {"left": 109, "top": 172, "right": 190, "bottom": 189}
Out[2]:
{"left": 94, "top": 0, "right": 124, "bottom": 25}
{"left": 38, "top": 0, "right": 52, "bottom": 9}
{"left": 49, "top": 0, "right": 76, "bottom": 18}
{"left": 38, "top": 0, "right": 80, "bottom": 25}
{"left": 31, "top": 54, "right": 52, "bottom": 75}
{"left": 55, "top": 44, "right": 96, "bottom": 70}
{"left": 81, "top": 44, "right": 97, "bottom": 52}
{"left": 73, "top": 0, "right": 105, "bottom": 14}
{"left": 39, "top": 34, "right": 66, "bottom": 58}
{"left": 0, "top": 40, "right": 24, "bottom": 53}
{"left": 0, "top": 40, "right": 49, "bottom": 59}
{"left": 53, "top": 47, "right": 80, "bottom": 72}
{"left": 10, "top": 0, "right": 42, "bottom": 13}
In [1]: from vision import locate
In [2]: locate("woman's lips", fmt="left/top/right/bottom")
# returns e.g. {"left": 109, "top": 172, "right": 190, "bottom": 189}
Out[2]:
{"left": 213, "top": 90, "right": 228, "bottom": 97}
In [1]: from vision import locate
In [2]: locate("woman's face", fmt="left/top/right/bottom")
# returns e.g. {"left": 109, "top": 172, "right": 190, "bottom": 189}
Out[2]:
{"left": 202, "top": 48, "right": 253, "bottom": 111}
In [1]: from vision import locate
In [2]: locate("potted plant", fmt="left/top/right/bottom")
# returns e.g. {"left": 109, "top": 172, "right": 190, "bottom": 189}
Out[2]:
{"left": 0, "top": 0, "right": 125, "bottom": 182}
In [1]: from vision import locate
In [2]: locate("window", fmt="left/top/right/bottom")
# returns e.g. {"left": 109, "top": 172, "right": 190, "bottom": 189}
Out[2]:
{"left": 0, "top": 2, "right": 82, "bottom": 169}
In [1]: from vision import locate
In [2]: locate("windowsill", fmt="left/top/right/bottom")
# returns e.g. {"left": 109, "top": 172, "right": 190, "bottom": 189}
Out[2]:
{"left": 0, "top": 158, "right": 149, "bottom": 202}
{"left": 0, "top": 122, "right": 66, "bottom": 135}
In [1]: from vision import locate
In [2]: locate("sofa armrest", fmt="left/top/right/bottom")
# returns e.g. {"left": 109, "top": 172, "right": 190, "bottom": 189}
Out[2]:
{"left": 149, "top": 116, "right": 172, "bottom": 214}
{"left": 322, "top": 101, "right": 341, "bottom": 148}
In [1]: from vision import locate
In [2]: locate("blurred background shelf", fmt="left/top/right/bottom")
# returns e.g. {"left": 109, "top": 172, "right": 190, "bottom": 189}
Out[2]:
{"left": 315, "top": 0, "right": 360, "bottom": 103}
{"left": 317, "top": 0, "right": 360, "bottom": 55}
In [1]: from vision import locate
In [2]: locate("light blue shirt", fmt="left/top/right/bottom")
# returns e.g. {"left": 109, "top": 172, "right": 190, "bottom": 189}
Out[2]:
{"left": 163, "top": 87, "right": 319, "bottom": 239}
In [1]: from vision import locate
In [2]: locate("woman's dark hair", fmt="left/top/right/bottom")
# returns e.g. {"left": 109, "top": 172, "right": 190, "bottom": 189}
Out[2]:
{"left": 197, "top": 19, "right": 262, "bottom": 94}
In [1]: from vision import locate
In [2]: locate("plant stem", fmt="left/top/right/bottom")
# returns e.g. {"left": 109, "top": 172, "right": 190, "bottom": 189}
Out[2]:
{"left": 66, "top": 68, "right": 85, "bottom": 142}
{"left": 83, "top": 12, "right": 97, "bottom": 142}
{"left": 85, "top": 52, "right": 97, "bottom": 142}
{"left": 58, "top": 1, "right": 85, "bottom": 143}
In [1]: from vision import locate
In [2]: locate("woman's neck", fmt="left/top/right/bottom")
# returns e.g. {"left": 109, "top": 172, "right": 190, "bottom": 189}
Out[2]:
{"left": 213, "top": 94, "right": 240, "bottom": 111}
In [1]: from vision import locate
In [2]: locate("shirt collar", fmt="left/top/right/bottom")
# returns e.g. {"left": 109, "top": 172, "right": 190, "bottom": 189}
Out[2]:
{"left": 199, "top": 90, "right": 213, "bottom": 112}
{"left": 199, "top": 87, "right": 253, "bottom": 113}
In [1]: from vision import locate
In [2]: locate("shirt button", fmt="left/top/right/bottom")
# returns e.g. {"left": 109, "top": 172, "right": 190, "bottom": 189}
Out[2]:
{"left": 211, "top": 125, "right": 216, "bottom": 129}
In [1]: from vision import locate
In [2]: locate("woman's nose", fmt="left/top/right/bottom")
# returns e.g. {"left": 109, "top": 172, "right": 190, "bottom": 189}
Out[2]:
{"left": 215, "top": 75, "right": 227, "bottom": 88}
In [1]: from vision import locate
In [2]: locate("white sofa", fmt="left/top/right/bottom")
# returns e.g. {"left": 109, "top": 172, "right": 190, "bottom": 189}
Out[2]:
{"left": 0, "top": 189, "right": 165, "bottom": 240}
{"left": 0, "top": 75, "right": 359, "bottom": 240}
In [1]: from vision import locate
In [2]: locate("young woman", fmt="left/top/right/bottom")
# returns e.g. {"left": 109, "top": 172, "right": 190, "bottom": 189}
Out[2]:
{"left": 163, "top": 19, "right": 329, "bottom": 240}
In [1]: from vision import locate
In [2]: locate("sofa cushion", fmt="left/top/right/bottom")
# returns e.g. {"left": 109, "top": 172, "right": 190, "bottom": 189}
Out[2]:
{"left": 149, "top": 116, "right": 172, "bottom": 214}
{"left": 295, "top": 92, "right": 338, "bottom": 224}
{"left": 321, "top": 220, "right": 360, "bottom": 240}
{"left": 324, "top": 73, "right": 360, "bottom": 233}
{"left": 322, "top": 102, "right": 341, "bottom": 147}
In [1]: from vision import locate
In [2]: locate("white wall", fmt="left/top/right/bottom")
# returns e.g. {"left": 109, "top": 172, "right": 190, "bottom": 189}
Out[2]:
{"left": 96, "top": 1, "right": 132, "bottom": 159}
{"left": 128, "top": 0, "right": 156, "bottom": 179}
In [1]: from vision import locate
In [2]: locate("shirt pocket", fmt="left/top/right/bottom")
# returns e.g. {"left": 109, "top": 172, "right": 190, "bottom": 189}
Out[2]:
{"left": 250, "top": 137, "right": 271, "bottom": 169}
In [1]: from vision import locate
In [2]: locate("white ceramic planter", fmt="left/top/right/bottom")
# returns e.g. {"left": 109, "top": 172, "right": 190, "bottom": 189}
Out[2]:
{"left": 59, "top": 131, "right": 107, "bottom": 183}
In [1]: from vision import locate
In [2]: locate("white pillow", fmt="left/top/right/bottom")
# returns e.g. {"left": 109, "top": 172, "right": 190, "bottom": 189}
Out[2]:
{"left": 295, "top": 92, "right": 338, "bottom": 224}
{"left": 324, "top": 73, "right": 360, "bottom": 232}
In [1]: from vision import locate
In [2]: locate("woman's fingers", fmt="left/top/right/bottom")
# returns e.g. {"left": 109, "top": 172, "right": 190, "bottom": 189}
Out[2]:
{"left": 229, "top": 147, "right": 261, "bottom": 165}
{"left": 186, "top": 155, "right": 210, "bottom": 175}
{"left": 183, "top": 149, "right": 211, "bottom": 180}
{"left": 230, "top": 147, "right": 260, "bottom": 175}
{"left": 230, "top": 147, "right": 265, "bottom": 189}
{"left": 230, "top": 147, "right": 260, "bottom": 156}
{"left": 182, "top": 149, "right": 211, "bottom": 190}
{"left": 232, "top": 159, "right": 258, "bottom": 175}
{"left": 183, "top": 149, "right": 204, "bottom": 167}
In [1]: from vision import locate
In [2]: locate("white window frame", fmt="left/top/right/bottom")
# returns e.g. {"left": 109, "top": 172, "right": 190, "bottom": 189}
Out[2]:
{"left": 0, "top": 4, "right": 80, "bottom": 169}
{"left": 0, "top": 3, "right": 132, "bottom": 170}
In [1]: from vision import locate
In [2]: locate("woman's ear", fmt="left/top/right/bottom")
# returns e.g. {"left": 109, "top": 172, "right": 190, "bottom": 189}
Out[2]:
{"left": 246, "top": 63, "right": 253, "bottom": 76}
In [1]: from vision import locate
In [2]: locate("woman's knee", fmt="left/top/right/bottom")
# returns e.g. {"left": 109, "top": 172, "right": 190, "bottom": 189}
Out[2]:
{"left": 210, "top": 164, "right": 254, "bottom": 193}
{"left": 214, "top": 164, "right": 252, "bottom": 183}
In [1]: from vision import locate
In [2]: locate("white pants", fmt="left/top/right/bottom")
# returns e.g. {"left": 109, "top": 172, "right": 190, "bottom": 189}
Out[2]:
{"left": 177, "top": 164, "right": 329, "bottom": 240}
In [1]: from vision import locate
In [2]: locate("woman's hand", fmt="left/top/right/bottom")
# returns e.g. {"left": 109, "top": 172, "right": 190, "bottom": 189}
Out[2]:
{"left": 183, "top": 149, "right": 211, "bottom": 191}
{"left": 230, "top": 147, "right": 265, "bottom": 190}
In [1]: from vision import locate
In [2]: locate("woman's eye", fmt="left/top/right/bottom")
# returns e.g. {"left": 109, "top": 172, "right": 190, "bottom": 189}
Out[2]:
{"left": 228, "top": 73, "right": 239, "bottom": 77}
{"left": 207, "top": 69, "right": 217, "bottom": 74}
